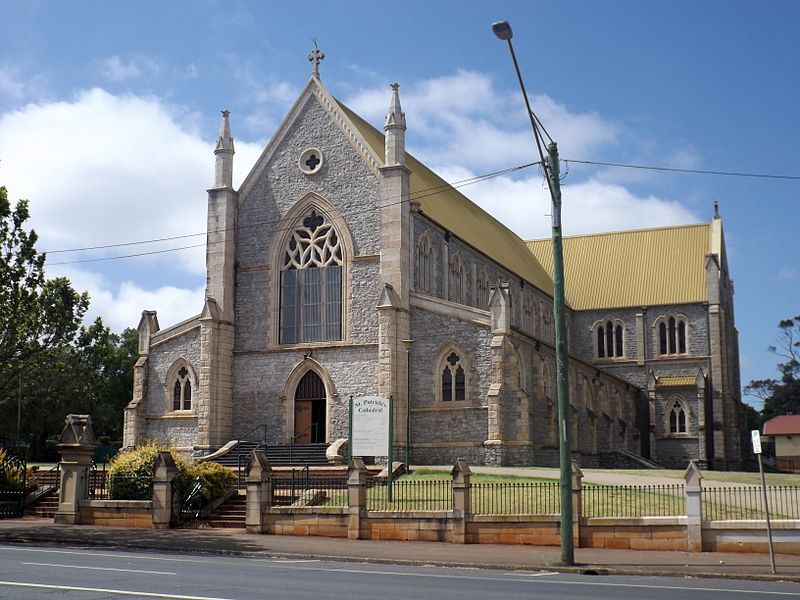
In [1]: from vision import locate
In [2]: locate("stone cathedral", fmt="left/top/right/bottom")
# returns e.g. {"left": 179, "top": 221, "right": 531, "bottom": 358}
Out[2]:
{"left": 123, "top": 52, "right": 746, "bottom": 470}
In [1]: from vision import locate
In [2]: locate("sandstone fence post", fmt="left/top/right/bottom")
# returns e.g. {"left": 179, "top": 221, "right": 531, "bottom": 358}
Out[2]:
{"left": 245, "top": 449, "right": 272, "bottom": 534}
{"left": 55, "top": 414, "right": 98, "bottom": 525}
{"left": 684, "top": 460, "right": 704, "bottom": 552}
{"left": 451, "top": 458, "right": 472, "bottom": 544}
{"left": 571, "top": 460, "right": 583, "bottom": 548}
{"left": 152, "top": 452, "right": 176, "bottom": 529}
{"left": 348, "top": 457, "right": 368, "bottom": 540}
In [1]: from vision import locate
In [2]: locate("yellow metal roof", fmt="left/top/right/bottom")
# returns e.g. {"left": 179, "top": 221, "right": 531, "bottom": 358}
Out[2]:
{"left": 526, "top": 224, "right": 711, "bottom": 310}
{"left": 656, "top": 376, "right": 698, "bottom": 387}
{"left": 336, "top": 101, "right": 554, "bottom": 295}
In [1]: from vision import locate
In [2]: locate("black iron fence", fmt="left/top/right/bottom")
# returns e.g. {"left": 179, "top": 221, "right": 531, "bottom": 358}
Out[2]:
{"left": 702, "top": 485, "right": 800, "bottom": 521}
{"left": 366, "top": 479, "right": 452, "bottom": 512}
{"left": 273, "top": 471, "right": 348, "bottom": 507}
{"left": 470, "top": 481, "right": 561, "bottom": 515}
{"left": 0, "top": 454, "right": 26, "bottom": 518}
{"left": 582, "top": 484, "right": 685, "bottom": 518}
{"left": 88, "top": 470, "right": 153, "bottom": 501}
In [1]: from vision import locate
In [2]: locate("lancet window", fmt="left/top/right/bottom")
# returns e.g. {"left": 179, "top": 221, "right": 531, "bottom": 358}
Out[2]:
{"left": 658, "top": 316, "right": 687, "bottom": 356}
{"left": 440, "top": 351, "right": 467, "bottom": 402}
{"left": 415, "top": 232, "right": 435, "bottom": 295}
{"left": 449, "top": 253, "right": 467, "bottom": 305}
{"left": 596, "top": 319, "right": 624, "bottom": 359}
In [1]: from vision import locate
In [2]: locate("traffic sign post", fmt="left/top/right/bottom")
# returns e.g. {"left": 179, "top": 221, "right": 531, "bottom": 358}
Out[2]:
{"left": 752, "top": 429, "right": 776, "bottom": 574}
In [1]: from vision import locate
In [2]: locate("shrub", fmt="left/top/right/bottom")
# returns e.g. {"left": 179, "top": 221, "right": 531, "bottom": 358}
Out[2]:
{"left": 107, "top": 442, "right": 234, "bottom": 505}
{"left": 192, "top": 461, "right": 236, "bottom": 504}
{"left": 0, "top": 449, "right": 37, "bottom": 494}
{"left": 107, "top": 441, "right": 192, "bottom": 501}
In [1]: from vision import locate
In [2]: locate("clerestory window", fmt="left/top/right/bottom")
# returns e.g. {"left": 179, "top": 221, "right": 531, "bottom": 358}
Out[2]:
{"left": 596, "top": 319, "right": 624, "bottom": 359}
{"left": 280, "top": 210, "right": 343, "bottom": 344}
{"left": 658, "top": 316, "right": 687, "bottom": 355}
{"left": 448, "top": 253, "right": 467, "bottom": 305}
{"left": 415, "top": 232, "right": 435, "bottom": 295}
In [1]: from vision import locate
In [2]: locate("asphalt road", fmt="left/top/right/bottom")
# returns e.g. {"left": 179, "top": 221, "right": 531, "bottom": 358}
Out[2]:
{"left": 1, "top": 544, "right": 798, "bottom": 599}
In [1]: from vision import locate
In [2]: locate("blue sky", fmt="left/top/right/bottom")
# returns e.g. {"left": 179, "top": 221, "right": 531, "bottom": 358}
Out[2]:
{"left": 1, "top": 1, "right": 798, "bottom": 409}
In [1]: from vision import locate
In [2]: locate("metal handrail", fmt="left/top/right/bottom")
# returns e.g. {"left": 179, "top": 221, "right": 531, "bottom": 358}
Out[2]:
{"left": 290, "top": 423, "right": 318, "bottom": 464}
{"left": 26, "top": 464, "right": 60, "bottom": 504}
{"left": 238, "top": 423, "right": 268, "bottom": 447}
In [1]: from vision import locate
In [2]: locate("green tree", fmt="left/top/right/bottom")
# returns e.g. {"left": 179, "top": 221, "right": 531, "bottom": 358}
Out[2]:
{"left": 745, "top": 315, "right": 800, "bottom": 422}
{"left": 0, "top": 186, "right": 89, "bottom": 398}
{"left": 15, "top": 321, "right": 137, "bottom": 457}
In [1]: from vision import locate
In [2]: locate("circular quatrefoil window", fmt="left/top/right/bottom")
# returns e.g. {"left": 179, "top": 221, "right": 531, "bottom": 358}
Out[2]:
{"left": 298, "top": 147, "right": 324, "bottom": 175}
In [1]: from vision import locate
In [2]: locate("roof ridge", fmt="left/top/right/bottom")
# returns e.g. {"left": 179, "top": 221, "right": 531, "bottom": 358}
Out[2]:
{"left": 525, "top": 222, "right": 710, "bottom": 244}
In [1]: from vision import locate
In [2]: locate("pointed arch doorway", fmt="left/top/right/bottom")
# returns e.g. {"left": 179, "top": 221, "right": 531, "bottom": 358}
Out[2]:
{"left": 294, "top": 370, "right": 327, "bottom": 443}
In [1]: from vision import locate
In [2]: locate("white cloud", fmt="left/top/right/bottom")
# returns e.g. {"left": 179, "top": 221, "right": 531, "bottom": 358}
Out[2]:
{"left": 434, "top": 165, "right": 698, "bottom": 241}
{"left": 345, "top": 70, "right": 617, "bottom": 171}
{"left": 54, "top": 266, "right": 205, "bottom": 332}
{"left": 0, "top": 65, "right": 48, "bottom": 102}
{"left": 0, "top": 66, "right": 26, "bottom": 99}
{"left": 0, "top": 88, "right": 262, "bottom": 280}
{"left": 0, "top": 87, "right": 267, "bottom": 330}
{"left": 777, "top": 266, "right": 796, "bottom": 281}
{"left": 101, "top": 55, "right": 161, "bottom": 82}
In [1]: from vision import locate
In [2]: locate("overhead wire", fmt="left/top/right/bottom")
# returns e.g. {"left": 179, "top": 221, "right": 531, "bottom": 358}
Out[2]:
{"left": 45, "top": 160, "right": 541, "bottom": 265}
{"left": 44, "top": 156, "right": 800, "bottom": 266}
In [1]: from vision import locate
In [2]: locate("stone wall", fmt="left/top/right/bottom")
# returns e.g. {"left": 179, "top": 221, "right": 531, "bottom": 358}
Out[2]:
{"left": 78, "top": 500, "right": 153, "bottom": 528}
{"left": 232, "top": 346, "right": 378, "bottom": 443}
{"left": 143, "top": 327, "right": 202, "bottom": 449}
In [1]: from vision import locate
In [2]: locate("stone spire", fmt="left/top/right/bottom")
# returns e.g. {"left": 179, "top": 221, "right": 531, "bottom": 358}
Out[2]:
{"left": 308, "top": 41, "right": 325, "bottom": 79}
{"left": 213, "top": 110, "right": 235, "bottom": 189}
{"left": 384, "top": 83, "right": 407, "bottom": 167}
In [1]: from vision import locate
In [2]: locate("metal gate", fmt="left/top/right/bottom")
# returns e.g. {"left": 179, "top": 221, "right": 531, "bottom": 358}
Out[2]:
{"left": 0, "top": 455, "right": 27, "bottom": 518}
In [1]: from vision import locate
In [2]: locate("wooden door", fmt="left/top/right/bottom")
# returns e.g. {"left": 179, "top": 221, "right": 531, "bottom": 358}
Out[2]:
{"left": 294, "top": 370, "right": 326, "bottom": 443}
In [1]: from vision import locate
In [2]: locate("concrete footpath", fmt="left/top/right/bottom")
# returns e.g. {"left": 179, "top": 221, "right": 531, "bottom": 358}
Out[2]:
{"left": 1, "top": 518, "right": 800, "bottom": 582}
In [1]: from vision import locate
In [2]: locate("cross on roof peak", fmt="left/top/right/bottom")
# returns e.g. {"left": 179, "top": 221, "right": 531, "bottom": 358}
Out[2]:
{"left": 308, "top": 39, "right": 325, "bottom": 78}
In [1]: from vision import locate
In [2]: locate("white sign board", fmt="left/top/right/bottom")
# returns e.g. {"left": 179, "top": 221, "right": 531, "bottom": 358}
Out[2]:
{"left": 751, "top": 429, "right": 762, "bottom": 455}
{"left": 351, "top": 396, "right": 390, "bottom": 457}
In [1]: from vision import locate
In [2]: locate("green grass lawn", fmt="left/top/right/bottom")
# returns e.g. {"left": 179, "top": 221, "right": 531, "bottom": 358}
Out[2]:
{"left": 299, "top": 466, "right": 800, "bottom": 518}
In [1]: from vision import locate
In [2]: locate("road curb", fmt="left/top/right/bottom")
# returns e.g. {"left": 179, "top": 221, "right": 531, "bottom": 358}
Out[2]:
{"left": 1, "top": 530, "right": 799, "bottom": 583}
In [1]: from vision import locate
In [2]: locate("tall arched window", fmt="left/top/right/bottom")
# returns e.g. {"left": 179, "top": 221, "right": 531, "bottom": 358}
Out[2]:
{"left": 521, "top": 294, "right": 534, "bottom": 333}
{"left": 657, "top": 315, "right": 687, "bottom": 355}
{"left": 449, "top": 253, "right": 467, "bottom": 305}
{"left": 439, "top": 350, "right": 467, "bottom": 402}
{"left": 667, "top": 398, "right": 688, "bottom": 434}
{"left": 173, "top": 366, "right": 192, "bottom": 411}
{"left": 476, "top": 268, "right": 490, "bottom": 309}
{"left": 539, "top": 358, "right": 553, "bottom": 400}
{"left": 595, "top": 319, "right": 624, "bottom": 358}
{"left": 280, "top": 210, "right": 342, "bottom": 344}
{"left": 415, "top": 231, "right": 435, "bottom": 295}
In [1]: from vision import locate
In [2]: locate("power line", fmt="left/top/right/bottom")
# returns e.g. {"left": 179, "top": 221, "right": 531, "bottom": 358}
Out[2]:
{"left": 43, "top": 156, "right": 800, "bottom": 266}
{"left": 564, "top": 159, "right": 800, "bottom": 181}
{"left": 48, "top": 244, "right": 206, "bottom": 265}
{"left": 45, "top": 161, "right": 540, "bottom": 265}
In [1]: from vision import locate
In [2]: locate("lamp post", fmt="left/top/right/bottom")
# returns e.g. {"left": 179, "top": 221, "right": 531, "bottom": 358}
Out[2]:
{"left": 402, "top": 339, "right": 414, "bottom": 470}
{"left": 493, "top": 19, "right": 574, "bottom": 566}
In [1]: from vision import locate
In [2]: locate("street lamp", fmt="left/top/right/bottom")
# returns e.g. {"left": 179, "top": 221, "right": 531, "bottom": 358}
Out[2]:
{"left": 492, "top": 19, "right": 574, "bottom": 566}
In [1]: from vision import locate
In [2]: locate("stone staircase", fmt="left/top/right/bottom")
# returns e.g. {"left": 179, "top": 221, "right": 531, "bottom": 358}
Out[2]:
{"left": 24, "top": 466, "right": 61, "bottom": 519}
{"left": 211, "top": 442, "right": 330, "bottom": 468}
{"left": 25, "top": 490, "right": 59, "bottom": 519}
{"left": 203, "top": 491, "right": 246, "bottom": 528}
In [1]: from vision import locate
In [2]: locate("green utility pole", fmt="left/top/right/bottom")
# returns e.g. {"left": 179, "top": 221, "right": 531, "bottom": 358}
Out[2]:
{"left": 546, "top": 141, "right": 574, "bottom": 566}
{"left": 492, "top": 18, "right": 573, "bottom": 565}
